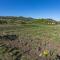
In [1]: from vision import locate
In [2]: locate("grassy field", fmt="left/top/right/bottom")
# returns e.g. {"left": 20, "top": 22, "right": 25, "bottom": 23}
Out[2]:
{"left": 0, "top": 24, "right": 60, "bottom": 60}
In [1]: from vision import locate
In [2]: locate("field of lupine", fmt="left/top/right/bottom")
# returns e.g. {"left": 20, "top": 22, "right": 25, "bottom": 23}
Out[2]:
{"left": 0, "top": 24, "right": 60, "bottom": 60}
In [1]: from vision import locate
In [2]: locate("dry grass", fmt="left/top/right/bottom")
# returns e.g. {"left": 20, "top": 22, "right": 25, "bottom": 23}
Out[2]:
{"left": 0, "top": 24, "right": 60, "bottom": 60}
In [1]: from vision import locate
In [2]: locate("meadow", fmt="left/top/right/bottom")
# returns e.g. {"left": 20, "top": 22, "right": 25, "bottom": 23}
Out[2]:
{"left": 0, "top": 24, "right": 60, "bottom": 60}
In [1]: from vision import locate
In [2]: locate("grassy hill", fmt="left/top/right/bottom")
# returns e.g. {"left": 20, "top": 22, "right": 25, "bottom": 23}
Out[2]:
{"left": 0, "top": 16, "right": 58, "bottom": 25}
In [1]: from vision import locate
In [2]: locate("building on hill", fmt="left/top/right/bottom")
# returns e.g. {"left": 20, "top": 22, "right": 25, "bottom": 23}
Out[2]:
{"left": 48, "top": 22, "right": 55, "bottom": 24}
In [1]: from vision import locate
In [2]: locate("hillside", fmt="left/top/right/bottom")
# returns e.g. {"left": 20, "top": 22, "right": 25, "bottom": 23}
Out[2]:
{"left": 0, "top": 16, "right": 57, "bottom": 24}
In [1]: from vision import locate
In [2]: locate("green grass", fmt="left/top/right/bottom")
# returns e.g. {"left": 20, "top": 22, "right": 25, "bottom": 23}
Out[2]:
{"left": 0, "top": 24, "right": 60, "bottom": 45}
{"left": 0, "top": 24, "right": 60, "bottom": 44}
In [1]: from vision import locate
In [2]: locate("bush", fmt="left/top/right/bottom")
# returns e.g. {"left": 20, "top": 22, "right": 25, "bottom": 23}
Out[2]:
{"left": 0, "top": 20, "right": 7, "bottom": 24}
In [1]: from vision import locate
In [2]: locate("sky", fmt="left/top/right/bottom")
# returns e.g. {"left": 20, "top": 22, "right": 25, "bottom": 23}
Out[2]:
{"left": 0, "top": 0, "right": 60, "bottom": 20}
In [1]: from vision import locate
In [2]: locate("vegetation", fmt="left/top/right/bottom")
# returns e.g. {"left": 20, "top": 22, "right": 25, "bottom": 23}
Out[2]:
{"left": 0, "top": 16, "right": 60, "bottom": 60}
{"left": 0, "top": 16, "right": 58, "bottom": 25}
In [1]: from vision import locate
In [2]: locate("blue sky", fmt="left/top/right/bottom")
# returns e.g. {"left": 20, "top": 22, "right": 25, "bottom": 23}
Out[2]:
{"left": 0, "top": 0, "right": 60, "bottom": 20}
